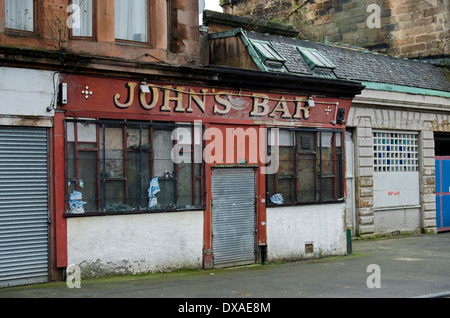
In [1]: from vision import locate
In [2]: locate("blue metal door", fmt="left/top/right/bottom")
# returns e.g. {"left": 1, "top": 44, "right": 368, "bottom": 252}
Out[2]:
{"left": 436, "top": 157, "right": 450, "bottom": 232}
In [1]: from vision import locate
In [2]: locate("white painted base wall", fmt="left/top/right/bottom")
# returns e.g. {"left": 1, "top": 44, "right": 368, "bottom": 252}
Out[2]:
{"left": 374, "top": 207, "right": 421, "bottom": 234}
{"left": 266, "top": 203, "right": 347, "bottom": 262}
{"left": 373, "top": 172, "right": 420, "bottom": 209}
{"left": 0, "top": 67, "right": 56, "bottom": 118}
{"left": 67, "top": 211, "right": 204, "bottom": 277}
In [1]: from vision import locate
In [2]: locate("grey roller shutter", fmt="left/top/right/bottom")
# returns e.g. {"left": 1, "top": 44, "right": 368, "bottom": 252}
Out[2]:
{"left": 0, "top": 127, "right": 49, "bottom": 288}
{"left": 211, "top": 168, "right": 256, "bottom": 268}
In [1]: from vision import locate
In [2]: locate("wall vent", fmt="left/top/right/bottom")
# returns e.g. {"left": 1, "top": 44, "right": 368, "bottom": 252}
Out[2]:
{"left": 305, "top": 243, "right": 314, "bottom": 254}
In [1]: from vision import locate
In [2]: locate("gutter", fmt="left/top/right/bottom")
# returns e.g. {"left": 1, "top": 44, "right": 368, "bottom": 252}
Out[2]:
{"left": 207, "top": 64, "right": 365, "bottom": 98}
{"left": 353, "top": 87, "right": 450, "bottom": 113}
{"left": 361, "top": 82, "right": 450, "bottom": 98}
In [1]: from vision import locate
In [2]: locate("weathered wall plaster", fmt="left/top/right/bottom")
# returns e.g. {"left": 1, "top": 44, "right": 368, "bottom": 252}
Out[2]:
{"left": 67, "top": 211, "right": 204, "bottom": 278}
{"left": 266, "top": 203, "right": 347, "bottom": 262}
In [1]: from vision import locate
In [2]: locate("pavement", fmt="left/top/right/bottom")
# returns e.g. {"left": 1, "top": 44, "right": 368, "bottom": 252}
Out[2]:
{"left": 1, "top": 232, "right": 450, "bottom": 302}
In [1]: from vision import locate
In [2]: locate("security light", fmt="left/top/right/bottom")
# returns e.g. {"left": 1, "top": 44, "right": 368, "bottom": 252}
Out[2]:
{"left": 61, "top": 83, "right": 68, "bottom": 104}
{"left": 140, "top": 82, "right": 150, "bottom": 93}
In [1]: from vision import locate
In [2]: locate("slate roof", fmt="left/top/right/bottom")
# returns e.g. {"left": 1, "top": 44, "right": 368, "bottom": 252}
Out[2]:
{"left": 245, "top": 31, "right": 450, "bottom": 93}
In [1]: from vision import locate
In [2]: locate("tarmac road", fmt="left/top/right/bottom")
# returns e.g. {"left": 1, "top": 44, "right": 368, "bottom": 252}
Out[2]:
{"left": 1, "top": 232, "right": 450, "bottom": 300}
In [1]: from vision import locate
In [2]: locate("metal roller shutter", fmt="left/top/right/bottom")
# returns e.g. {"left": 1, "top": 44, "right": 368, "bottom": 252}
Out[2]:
{"left": 0, "top": 127, "right": 49, "bottom": 288}
{"left": 212, "top": 168, "right": 256, "bottom": 268}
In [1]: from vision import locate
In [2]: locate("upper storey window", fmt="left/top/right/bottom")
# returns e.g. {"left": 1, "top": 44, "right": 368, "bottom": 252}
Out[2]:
{"left": 70, "top": 0, "right": 93, "bottom": 37}
{"left": 115, "top": 0, "right": 148, "bottom": 43}
{"left": 249, "top": 39, "right": 287, "bottom": 72}
{"left": 5, "top": 0, "right": 34, "bottom": 32}
{"left": 297, "top": 47, "right": 336, "bottom": 78}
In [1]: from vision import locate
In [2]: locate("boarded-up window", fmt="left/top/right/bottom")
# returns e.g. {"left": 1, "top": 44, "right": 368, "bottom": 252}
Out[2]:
{"left": 267, "top": 129, "right": 344, "bottom": 205}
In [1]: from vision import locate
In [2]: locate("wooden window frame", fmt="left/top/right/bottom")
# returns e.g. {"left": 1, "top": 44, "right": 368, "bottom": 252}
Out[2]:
{"left": 114, "top": 0, "right": 151, "bottom": 45}
{"left": 4, "top": 0, "right": 37, "bottom": 34}
{"left": 68, "top": 0, "right": 96, "bottom": 40}
{"left": 65, "top": 119, "right": 206, "bottom": 215}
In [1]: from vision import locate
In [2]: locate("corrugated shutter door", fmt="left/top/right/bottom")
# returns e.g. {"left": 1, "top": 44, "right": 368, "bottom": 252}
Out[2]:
{"left": 212, "top": 168, "right": 256, "bottom": 268}
{"left": 0, "top": 127, "right": 49, "bottom": 288}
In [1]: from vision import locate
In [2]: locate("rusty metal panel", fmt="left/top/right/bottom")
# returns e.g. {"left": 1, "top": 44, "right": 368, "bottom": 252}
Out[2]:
{"left": 0, "top": 127, "right": 49, "bottom": 288}
{"left": 211, "top": 168, "right": 256, "bottom": 268}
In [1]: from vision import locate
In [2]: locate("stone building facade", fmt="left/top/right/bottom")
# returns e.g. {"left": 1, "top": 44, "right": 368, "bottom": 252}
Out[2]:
{"left": 220, "top": 0, "right": 449, "bottom": 60}
{"left": 348, "top": 93, "right": 449, "bottom": 236}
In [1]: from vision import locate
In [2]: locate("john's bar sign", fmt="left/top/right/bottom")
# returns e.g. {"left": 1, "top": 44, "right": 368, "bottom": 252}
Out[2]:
{"left": 114, "top": 82, "right": 315, "bottom": 120}
{"left": 66, "top": 77, "right": 350, "bottom": 125}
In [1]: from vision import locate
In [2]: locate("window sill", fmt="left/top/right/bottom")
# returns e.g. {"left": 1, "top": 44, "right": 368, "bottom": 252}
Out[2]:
{"left": 266, "top": 199, "right": 345, "bottom": 208}
{"left": 64, "top": 207, "right": 205, "bottom": 218}
{"left": 4, "top": 29, "right": 38, "bottom": 38}
{"left": 69, "top": 36, "right": 96, "bottom": 42}
{"left": 115, "top": 39, "right": 151, "bottom": 48}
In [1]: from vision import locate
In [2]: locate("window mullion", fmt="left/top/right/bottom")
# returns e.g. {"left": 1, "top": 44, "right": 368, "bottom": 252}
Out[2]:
{"left": 150, "top": 125, "right": 154, "bottom": 181}
{"left": 191, "top": 125, "right": 196, "bottom": 207}
{"left": 173, "top": 134, "right": 178, "bottom": 208}
{"left": 123, "top": 125, "right": 128, "bottom": 206}
{"left": 274, "top": 146, "right": 278, "bottom": 194}
{"left": 319, "top": 131, "right": 323, "bottom": 202}
{"left": 333, "top": 132, "right": 337, "bottom": 200}
{"left": 96, "top": 124, "right": 101, "bottom": 211}
{"left": 101, "top": 124, "right": 106, "bottom": 211}
{"left": 292, "top": 131, "right": 297, "bottom": 203}
{"left": 74, "top": 122, "right": 79, "bottom": 192}
{"left": 138, "top": 125, "right": 143, "bottom": 210}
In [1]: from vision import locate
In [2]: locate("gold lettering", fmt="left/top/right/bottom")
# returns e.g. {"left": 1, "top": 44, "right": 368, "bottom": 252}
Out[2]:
{"left": 114, "top": 82, "right": 137, "bottom": 108}
{"left": 187, "top": 89, "right": 208, "bottom": 113}
{"left": 293, "top": 97, "right": 311, "bottom": 119}
{"left": 139, "top": 84, "right": 160, "bottom": 110}
{"left": 250, "top": 93, "right": 270, "bottom": 117}
{"left": 162, "top": 86, "right": 186, "bottom": 112}
{"left": 213, "top": 92, "right": 232, "bottom": 115}
{"left": 269, "top": 97, "right": 291, "bottom": 118}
